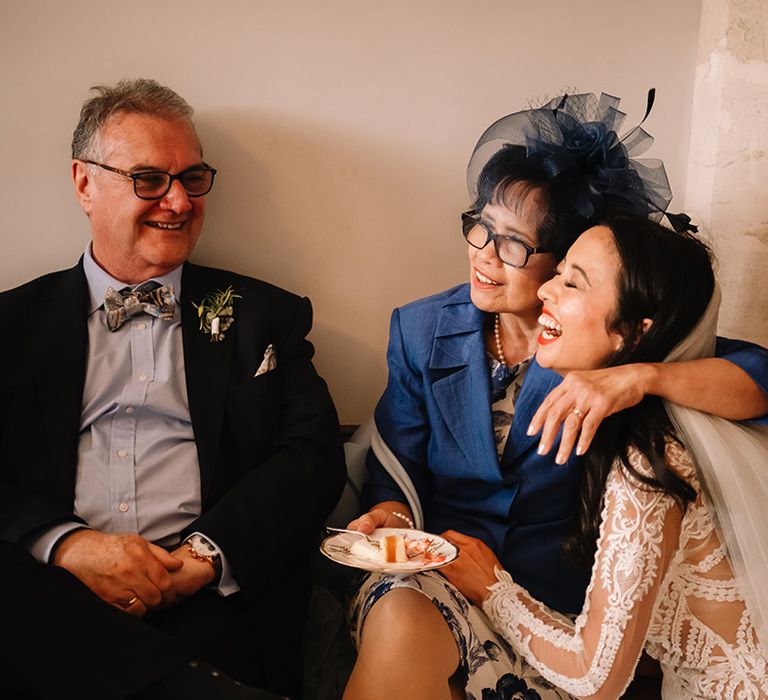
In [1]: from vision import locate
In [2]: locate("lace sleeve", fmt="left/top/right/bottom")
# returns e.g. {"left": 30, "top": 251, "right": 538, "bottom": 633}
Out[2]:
{"left": 482, "top": 448, "right": 685, "bottom": 699}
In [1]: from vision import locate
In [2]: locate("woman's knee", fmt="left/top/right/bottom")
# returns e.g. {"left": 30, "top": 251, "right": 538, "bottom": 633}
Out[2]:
{"left": 365, "top": 588, "right": 438, "bottom": 630}
{"left": 360, "top": 588, "right": 459, "bottom": 666}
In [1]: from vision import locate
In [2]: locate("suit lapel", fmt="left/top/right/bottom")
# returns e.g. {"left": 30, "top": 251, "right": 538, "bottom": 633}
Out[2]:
{"left": 502, "top": 358, "right": 562, "bottom": 463}
{"left": 180, "top": 264, "right": 236, "bottom": 500}
{"left": 429, "top": 290, "right": 499, "bottom": 480}
{"left": 36, "top": 263, "right": 89, "bottom": 499}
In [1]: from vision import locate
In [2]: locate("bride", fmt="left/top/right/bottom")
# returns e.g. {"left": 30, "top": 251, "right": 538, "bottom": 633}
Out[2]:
{"left": 442, "top": 216, "right": 768, "bottom": 698}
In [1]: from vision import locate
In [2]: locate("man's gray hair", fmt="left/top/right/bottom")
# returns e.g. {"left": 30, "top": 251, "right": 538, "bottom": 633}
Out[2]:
{"left": 71, "top": 78, "right": 197, "bottom": 160}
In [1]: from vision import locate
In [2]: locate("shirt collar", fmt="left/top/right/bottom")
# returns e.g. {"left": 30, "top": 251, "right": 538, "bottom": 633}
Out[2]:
{"left": 83, "top": 243, "right": 183, "bottom": 315}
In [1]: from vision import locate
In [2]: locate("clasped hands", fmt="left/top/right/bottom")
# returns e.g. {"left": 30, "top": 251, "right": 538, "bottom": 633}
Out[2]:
{"left": 53, "top": 530, "right": 216, "bottom": 618}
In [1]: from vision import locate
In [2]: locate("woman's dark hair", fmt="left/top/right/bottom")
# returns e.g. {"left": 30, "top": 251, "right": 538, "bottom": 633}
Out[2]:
{"left": 474, "top": 145, "right": 653, "bottom": 260}
{"left": 564, "top": 215, "right": 715, "bottom": 566}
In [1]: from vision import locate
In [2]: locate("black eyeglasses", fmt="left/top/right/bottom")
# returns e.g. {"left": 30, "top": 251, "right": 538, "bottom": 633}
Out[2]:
{"left": 461, "top": 210, "right": 549, "bottom": 268}
{"left": 83, "top": 160, "right": 217, "bottom": 200}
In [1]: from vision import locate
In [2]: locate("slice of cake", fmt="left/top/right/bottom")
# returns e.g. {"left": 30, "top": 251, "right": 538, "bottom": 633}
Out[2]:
{"left": 383, "top": 534, "right": 407, "bottom": 563}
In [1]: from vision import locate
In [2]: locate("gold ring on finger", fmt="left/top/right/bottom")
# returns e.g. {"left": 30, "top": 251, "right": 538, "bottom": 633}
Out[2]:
{"left": 124, "top": 596, "right": 139, "bottom": 608}
{"left": 572, "top": 407, "right": 584, "bottom": 419}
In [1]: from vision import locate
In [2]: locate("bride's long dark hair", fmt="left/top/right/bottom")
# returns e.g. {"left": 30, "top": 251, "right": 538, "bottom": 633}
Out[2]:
{"left": 564, "top": 216, "right": 715, "bottom": 566}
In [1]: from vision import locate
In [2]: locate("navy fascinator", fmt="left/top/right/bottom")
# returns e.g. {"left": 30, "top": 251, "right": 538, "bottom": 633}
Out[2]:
{"left": 467, "top": 90, "right": 696, "bottom": 234}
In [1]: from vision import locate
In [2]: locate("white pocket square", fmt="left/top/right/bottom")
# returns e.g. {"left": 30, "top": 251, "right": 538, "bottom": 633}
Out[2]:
{"left": 254, "top": 343, "right": 277, "bottom": 377}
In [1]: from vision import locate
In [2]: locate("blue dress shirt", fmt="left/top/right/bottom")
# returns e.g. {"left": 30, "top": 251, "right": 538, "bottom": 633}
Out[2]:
{"left": 29, "top": 245, "right": 237, "bottom": 595}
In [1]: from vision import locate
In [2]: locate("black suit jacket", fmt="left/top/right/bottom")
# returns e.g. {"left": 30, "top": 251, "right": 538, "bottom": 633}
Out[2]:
{"left": 0, "top": 260, "right": 346, "bottom": 599}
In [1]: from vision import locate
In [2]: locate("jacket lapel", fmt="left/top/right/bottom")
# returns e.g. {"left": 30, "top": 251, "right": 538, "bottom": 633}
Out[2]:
{"left": 429, "top": 289, "right": 499, "bottom": 480}
{"left": 501, "top": 358, "right": 562, "bottom": 463}
{"left": 36, "top": 263, "right": 89, "bottom": 499}
{"left": 180, "top": 264, "right": 235, "bottom": 500}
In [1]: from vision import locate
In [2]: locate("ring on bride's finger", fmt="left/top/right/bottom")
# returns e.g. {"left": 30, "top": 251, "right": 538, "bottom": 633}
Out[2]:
{"left": 572, "top": 407, "right": 584, "bottom": 419}
{"left": 124, "top": 596, "right": 139, "bottom": 608}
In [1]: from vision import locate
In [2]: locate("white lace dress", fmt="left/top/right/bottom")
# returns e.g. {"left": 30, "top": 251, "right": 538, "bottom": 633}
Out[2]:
{"left": 482, "top": 441, "right": 768, "bottom": 699}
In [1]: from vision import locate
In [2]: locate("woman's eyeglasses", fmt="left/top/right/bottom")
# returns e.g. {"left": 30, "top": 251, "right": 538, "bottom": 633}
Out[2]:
{"left": 461, "top": 210, "right": 549, "bottom": 268}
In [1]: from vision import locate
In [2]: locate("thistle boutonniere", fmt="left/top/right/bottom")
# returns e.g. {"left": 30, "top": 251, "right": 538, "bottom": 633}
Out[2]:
{"left": 192, "top": 286, "right": 242, "bottom": 342}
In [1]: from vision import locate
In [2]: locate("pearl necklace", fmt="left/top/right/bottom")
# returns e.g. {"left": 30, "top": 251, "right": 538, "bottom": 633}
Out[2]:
{"left": 493, "top": 313, "right": 507, "bottom": 366}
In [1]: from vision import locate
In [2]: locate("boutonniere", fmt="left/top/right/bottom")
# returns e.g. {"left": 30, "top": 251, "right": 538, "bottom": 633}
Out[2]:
{"left": 192, "top": 286, "right": 242, "bottom": 342}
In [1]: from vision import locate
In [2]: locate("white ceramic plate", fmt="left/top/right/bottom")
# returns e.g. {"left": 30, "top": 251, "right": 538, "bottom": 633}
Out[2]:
{"left": 320, "top": 527, "right": 458, "bottom": 573}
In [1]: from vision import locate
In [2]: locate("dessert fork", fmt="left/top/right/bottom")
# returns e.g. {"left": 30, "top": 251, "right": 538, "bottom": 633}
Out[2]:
{"left": 325, "top": 526, "right": 381, "bottom": 547}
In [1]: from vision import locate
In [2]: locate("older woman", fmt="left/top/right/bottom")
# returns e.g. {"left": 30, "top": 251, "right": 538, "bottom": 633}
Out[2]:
{"left": 442, "top": 217, "right": 768, "bottom": 698}
{"left": 344, "top": 94, "right": 768, "bottom": 700}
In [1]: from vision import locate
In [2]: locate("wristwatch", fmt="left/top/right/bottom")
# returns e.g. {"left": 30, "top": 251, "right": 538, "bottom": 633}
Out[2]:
{"left": 184, "top": 534, "right": 222, "bottom": 581}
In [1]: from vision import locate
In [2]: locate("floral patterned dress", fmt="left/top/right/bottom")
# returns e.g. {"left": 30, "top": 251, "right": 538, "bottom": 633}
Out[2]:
{"left": 347, "top": 354, "right": 573, "bottom": 700}
{"left": 348, "top": 570, "right": 572, "bottom": 699}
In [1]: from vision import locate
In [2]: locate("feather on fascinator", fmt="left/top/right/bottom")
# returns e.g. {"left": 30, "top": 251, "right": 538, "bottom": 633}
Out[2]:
{"left": 467, "top": 90, "right": 696, "bottom": 234}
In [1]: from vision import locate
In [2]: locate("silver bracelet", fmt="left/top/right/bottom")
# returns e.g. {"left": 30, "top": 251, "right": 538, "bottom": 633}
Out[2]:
{"left": 391, "top": 511, "right": 414, "bottom": 529}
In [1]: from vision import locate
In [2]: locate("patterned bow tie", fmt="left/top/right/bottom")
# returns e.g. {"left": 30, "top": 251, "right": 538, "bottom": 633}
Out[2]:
{"left": 104, "top": 282, "right": 176, "bottom": 331}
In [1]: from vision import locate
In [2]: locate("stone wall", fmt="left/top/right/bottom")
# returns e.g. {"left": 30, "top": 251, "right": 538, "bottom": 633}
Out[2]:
{"left": 685, "top": 0, "right": 768, "bottom": 345}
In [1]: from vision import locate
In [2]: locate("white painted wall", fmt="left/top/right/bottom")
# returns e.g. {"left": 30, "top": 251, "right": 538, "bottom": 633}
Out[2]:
{"left": 0, "top": 0, "right": 704, "bottom": 421}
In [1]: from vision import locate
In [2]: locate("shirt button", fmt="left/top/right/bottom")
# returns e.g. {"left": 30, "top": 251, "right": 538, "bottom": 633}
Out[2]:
{"left": 118, "top": 502, "right": 129, "bottom": 512}
{"left": 125, "top": 406, "right": 134, "bottom": 414}
{"left": 137, "top": 322, "right": 147, "bottom": 330}
{"left": 138, "top": 374, "right": 147, "bottom": 382}
{"left": 117, "top": 449, "right": 127, "bottom": 458}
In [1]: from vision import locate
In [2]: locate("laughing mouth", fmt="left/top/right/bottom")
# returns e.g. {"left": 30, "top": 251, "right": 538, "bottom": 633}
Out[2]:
{"left": 538, "top": 310, "right": 562, "bottom": 340}
{"left": 475, "top": 269, "right": 500, "bottom": 285}
{"left": 146, "top": 221, "right": 184, "bottom": 230}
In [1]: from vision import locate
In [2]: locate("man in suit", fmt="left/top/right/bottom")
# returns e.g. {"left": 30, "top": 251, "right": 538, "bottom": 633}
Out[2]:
{"left": 0, "top": 78, "right": 346, "bottom": 699}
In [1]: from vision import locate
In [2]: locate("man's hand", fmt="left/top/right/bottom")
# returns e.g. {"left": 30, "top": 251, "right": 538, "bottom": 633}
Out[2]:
{"left": 167, "top": 543, "right": 216, "bottom": 600}
{"left": 440, "top": 530, "right": 501, "bottom": 607}
{"left": 528, "top": 365, "right": 652, "bottom": 463}
{"left": 53, "top": 530, "right": 183, "bottom": 617}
